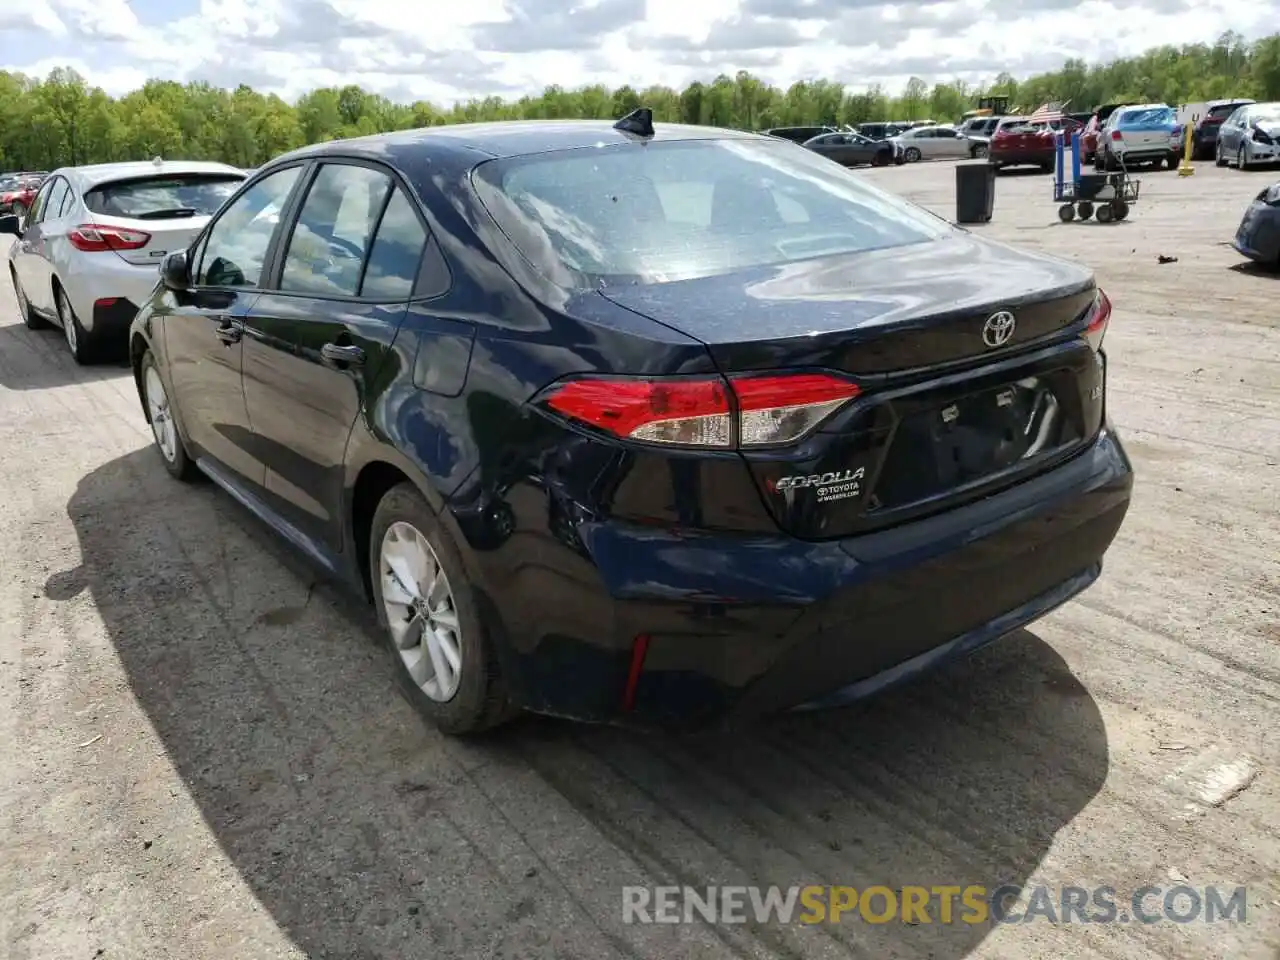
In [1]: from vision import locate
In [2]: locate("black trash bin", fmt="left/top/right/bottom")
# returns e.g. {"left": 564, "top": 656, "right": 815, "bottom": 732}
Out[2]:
{"left": 955, "top": 161, "right": 996, "bottom": 224}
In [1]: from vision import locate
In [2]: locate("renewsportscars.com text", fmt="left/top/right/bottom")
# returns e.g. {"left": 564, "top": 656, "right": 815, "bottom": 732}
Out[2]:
{"left": 622, "top": 884, "right": 1248, "bottom": 926}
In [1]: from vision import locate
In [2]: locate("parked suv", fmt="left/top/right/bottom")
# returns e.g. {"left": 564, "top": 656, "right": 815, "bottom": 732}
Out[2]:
{"left": 1094, "top": 104, "right": 1181, "bottom": 171}
{"left": 1194, "top": 99, "right": 1255, "bottom": 160}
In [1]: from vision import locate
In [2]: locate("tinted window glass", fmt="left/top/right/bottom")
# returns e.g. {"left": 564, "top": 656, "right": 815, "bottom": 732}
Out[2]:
{"left": 472, "top": 139, "right": 952, "bottom": 287}
{"left": 1206, "top": 103, "right": 1240, "bottom": 120}
{"left": 1117, "top": 107, "right": 1175, "bottom": 129}
{"left": 281, "top": 164, "right": 391, "bottom": 297}
{"left": 360, "top": 187, "right": 428, "bottom": 299}
{"left": 84, "top": 174, "right": 244, "bottom": 219}
{"left": 197, "top": 165, "right": 301, "bottom": 288}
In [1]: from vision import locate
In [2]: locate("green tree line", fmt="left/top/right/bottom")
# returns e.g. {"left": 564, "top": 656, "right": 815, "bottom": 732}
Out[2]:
{"left": 2, "top": 30, "right": 1277, "bottom": 171}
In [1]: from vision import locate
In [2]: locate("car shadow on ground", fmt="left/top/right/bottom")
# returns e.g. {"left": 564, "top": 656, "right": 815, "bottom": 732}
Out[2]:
{"left": 0, "top": 321, "right": 131, "bottom": 390}
{"left": 57, "top": 447, "right": 1110, "bottom": 959}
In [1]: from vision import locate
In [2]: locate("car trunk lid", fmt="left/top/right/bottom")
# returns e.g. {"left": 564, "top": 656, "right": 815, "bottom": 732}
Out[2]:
{"left": 600, "top": 234, "right": 1107, "bottom": 540}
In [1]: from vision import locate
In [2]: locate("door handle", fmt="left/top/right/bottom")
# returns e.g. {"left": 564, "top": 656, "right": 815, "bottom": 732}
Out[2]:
{"left": 214, "top": 321, "right": 241, "bottom": 345}
{"left": 321, "top": 342, "right": 364, "bottom": 366}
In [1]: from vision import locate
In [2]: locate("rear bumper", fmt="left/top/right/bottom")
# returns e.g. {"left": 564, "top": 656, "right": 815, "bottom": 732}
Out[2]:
{"left": 62, "top": 260, "right": 159, "bottom": 339}
{"left": 989, "top": 148, "right": 1053, "bottom": 166}
{"left": 494, "top": 426, "right": 1134, "bottom": 730}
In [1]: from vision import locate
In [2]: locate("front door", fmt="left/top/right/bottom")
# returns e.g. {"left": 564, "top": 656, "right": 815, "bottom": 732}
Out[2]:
{"left": 12, "top": 177, "right": 60, "bottom": 314}
{"left": 163, "top": 163, "right": 306, "bottom": 487}
{"left": 242, "top": 161, "right": 429, "bottom": 553}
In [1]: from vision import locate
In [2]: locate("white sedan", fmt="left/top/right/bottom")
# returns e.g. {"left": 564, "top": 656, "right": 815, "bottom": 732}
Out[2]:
{"left": 2, "top": 159, "right": 246, "bottom": 364}
{"left": 892, "top": 125, "right": 984, "bottom": 163}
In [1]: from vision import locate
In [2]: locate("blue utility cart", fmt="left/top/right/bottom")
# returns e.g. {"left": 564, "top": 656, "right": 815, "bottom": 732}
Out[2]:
{"left": 1054, "top": 131, "right": 1140, "bottom": 222}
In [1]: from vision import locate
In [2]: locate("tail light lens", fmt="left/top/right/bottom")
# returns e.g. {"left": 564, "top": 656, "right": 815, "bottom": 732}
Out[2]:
{"left": 541, "top": 372, "right": 861, "bottom": 449}
{"left": 67, "top": 223, "right": 151, "bottom": 252}
{"left": 1082, "top": 289, "right": 1111, "bottom": 352}
{"left": 1110, "top": 130, "right": 1123, "bottom": 141}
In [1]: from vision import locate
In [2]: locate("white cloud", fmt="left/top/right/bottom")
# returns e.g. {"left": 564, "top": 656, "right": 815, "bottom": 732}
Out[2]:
{"left": 2, "top": 0, "right": 1277, "bottom": 104}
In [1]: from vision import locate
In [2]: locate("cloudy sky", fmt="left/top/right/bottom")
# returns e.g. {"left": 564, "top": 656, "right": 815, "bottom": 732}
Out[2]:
{"left": 1, "top": 0, "right": 1276, "bottom": 105}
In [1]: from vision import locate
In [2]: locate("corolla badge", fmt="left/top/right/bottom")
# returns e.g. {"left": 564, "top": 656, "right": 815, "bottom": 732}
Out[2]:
{"left": 982, "top": 310, "right": 1016, "bottom": 348}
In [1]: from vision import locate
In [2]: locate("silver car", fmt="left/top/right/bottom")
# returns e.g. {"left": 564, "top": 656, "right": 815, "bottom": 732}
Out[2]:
{"left": 892, "top": 125, "right": 982, "bottom": 163}
{"left": 2, "top": 159, "right": 246, "bottom": 363}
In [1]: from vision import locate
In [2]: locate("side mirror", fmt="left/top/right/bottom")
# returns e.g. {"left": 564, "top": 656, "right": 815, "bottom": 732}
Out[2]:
{"left": 0, "top": 214, "right": 21, "bottom": 236}
{"left": 160, "top": 250, "right": 189, "bottom": 290}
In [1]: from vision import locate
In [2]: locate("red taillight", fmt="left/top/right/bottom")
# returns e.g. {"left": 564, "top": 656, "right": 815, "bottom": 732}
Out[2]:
{"left": 1083, "top": 289, "right": 1111, "bottom": 352}
{"left": 541, "top": 372, "right": 860, "bottom": 448}
{"left": 67, "top": 223, "right": 151, "bottom": 252}
{"left": 1110, "top": 130, "right": 1123, "bottom": 141}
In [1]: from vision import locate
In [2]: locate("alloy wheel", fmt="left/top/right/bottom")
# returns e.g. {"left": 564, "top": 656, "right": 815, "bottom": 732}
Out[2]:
{"left": 380, "top": 521, "right": 463, "bottom": 702}
{"left": 57, "top": 290, "right": 78, "bottom": 354}
{"left": 144, "top": 366, "right": 178, "bottom": 463}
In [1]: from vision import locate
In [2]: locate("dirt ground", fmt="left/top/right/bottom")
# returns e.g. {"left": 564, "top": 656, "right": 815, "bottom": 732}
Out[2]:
{"left": 1, "top": 159, "right": 1277, "bottom": 960}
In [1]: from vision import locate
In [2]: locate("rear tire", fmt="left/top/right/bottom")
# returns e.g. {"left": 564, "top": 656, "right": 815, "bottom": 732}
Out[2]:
{"left": 55, "top": 285, "right": 96, "bottom": 365}
{"left": 1096, "top": 203, "right": 1114, "bottom": 223}
{"left": 370, "top": 483, "right": 516, "bottom": 736}
{"left": 903, "top": 147, "right": 921, "bottom": 163}
{"left": 1167, "top": 154, "right": 1180, "bottom": 170}
{"left": 1216, "top": 141, "right": 1226, "bottom": 167}
{"left": 1077, "top": 202, "right": 1094, "bottom": 220}
{"left": 1058, "top": 203, "right": 1076, "bottom": 222}
{"left": 10, "top": 266, "right": 46, "bottom": 330}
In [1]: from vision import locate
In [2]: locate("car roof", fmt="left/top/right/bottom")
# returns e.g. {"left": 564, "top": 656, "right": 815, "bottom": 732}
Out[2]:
{"left": 1208, "top": 98, "right": 1254, "bottom": 106}
{"left": 273, "top": 120, "right": 770, "bottom": 169}
{"left": 55, "top": 160, "right": 246, "bottom": 191}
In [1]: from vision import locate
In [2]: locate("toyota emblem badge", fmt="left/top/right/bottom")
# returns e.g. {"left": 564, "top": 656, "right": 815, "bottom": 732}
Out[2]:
{"left": 982, "top": 311, "right": 1016, "bottom": 348}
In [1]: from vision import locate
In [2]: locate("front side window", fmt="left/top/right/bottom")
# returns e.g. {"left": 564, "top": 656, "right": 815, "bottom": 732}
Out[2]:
{"left": 197, "top": 165, "right": 302, "bottom": 288}
{"left": 42, "top": 179, "right": 69, "bottom": 222}
{"left": 472, "top": 138, "right": 953, "bottom": 288}
{"left": 27, "top": 179, "right": 57, "bottom": 223}
{"left": 280, "top": 163, "right": 392, "bottom": 297}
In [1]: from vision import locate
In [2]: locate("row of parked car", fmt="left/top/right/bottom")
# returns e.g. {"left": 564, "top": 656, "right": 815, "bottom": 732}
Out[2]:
{"left": 0, "top": 171, "right": 49, "bottom": 218}
{"left": 764, "top": 122, "right": 989, "bottom": 168}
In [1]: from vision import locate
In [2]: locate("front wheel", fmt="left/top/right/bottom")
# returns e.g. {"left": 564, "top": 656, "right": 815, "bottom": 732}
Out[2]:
{"left": 370, "top": 483, "right": 516, "bottom": 736}
{"left": 1239, "top": 144, "right": 1250, "bottom": 170}
{"left": 10, "top": 266, "right": 45, "bottom": 329}
{"left": 1216, "top": 142, "right": 1226, "bottom": 167}
{"left": 140, "top": 349, "right": 198, "bottom": 481}
{"left": 903, "top": 147, "right": 921, "bottom": 163}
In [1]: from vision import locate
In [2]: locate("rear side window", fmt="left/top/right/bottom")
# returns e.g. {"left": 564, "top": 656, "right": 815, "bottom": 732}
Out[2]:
{"left": 1207, "top": 104, "right": 1239, "bottom": 120}
{"left": 360, "top": 187, "right": 428, "bottom": 300}
{"left": 84, "top": 174, "right": 243, "bottom": 219}
{"left": 472, "top": 138, "right": 952, "bottom": 287}
{"left": 280, "top": 164, "right": 392, "bottom": 297}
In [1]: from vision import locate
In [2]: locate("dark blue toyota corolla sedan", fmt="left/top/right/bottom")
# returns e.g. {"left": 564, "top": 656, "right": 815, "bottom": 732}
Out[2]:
{"left": 128, "top": 111, "right": 1133, "bottom": 734}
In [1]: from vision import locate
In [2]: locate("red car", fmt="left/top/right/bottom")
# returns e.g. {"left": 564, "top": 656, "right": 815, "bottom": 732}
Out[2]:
{"left": 989, "top": 116, "right": 1083, "bottom": 172}
{"left": 0, "top": 174, "right": 45, "bottom": 218}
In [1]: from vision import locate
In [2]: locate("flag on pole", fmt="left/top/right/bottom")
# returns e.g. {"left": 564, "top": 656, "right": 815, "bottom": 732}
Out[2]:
{"left": 1028, "top": 102, "right": 1064, "bottom": 123}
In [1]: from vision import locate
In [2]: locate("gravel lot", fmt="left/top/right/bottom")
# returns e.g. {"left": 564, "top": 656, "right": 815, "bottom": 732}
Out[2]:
{"left": 1, "top": 159, "right": 1278, "bottom": 960}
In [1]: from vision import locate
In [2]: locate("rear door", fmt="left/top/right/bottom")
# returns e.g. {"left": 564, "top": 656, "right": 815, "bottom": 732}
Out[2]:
{"left": 241, "top": 160, "right": 431, "bottom": 553}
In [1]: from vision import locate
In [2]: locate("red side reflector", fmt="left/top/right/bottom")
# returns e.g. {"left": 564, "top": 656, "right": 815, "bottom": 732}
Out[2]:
{"left": 620, "top": 634, "right": 651, "bottom": 713}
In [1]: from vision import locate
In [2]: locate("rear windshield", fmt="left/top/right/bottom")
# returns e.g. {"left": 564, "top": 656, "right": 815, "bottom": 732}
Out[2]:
{"left": 1207, "top": 103, "right": 1244, "bottom": 119}
{"left": 1117, "top": 107, "right": 1175, "bottom": 129}
{"left": 84, "top": 173, "right": 244, "bottom": 219}
{"left": 471, "top": 139, "right": 953, "bottom": 287}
